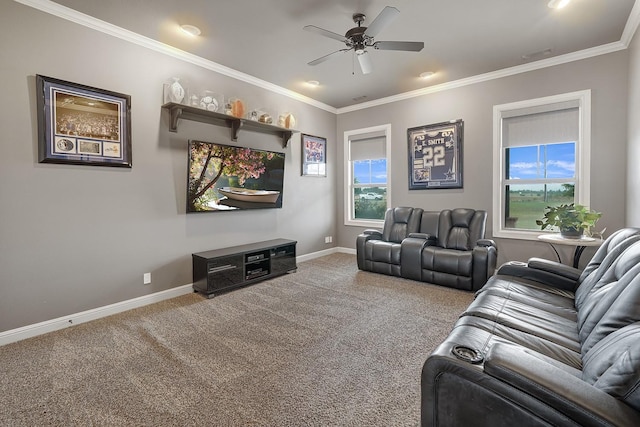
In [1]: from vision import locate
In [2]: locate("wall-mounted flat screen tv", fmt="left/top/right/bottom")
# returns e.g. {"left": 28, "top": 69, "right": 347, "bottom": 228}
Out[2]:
{"left": 187, "top": 140, "right": 285, "bottom": 213}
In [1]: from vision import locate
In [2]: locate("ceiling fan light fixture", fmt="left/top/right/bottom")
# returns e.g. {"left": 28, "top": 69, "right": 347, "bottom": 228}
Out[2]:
{"left": 304, "top": 6, "right": 422, "bottom": 75}
{"left": 180, "top": 24, "right": 201, "bottom": 37}
{"left": 548, "top": 0, "right": 571, "bottom": 9}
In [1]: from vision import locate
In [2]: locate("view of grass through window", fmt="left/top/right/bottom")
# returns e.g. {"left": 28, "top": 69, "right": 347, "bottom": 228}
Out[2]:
{"left": 505, "top": 142, "right": 575, "bottom": 230}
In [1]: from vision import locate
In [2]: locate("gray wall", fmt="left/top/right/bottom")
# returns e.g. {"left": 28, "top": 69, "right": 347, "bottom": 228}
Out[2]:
{"left": 628, "top": 21, "right": 640, "bottom": 226}
{"left": 336, "top": 51, "right": 630, "bottom": 266}
{"left": 0, "top": 2, "right": 336, "bottom": 332}
{"left": 1, "top": 1, "right": 636, "bottom": 333}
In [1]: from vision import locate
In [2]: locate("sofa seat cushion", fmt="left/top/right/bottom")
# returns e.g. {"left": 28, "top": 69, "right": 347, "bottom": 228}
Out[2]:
{"left": 480, "top": 274, "right": 576, "bottom": 300}
{"left": 366, "top": 240, "right": 401, "bottom": 265}
{"left": 461, "top": 294, "right": 581, "bottom": 354}
{"left": 449, "top": 317, "right": 583, "bottom": 370}
{"left": 478, "top": 276, "right": 577, "bottom": 316}
{"left": 421, "top": 246, "right": 472, "bottom": 276}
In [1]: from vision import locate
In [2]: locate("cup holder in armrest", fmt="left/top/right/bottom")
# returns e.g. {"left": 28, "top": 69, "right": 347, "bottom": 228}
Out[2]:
{"left": 452, "top": 345, "right": 484, "bottom": 364}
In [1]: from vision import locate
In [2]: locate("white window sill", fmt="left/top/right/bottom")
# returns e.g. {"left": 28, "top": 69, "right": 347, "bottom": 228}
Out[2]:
{"left": 345, "top": 219, "right": 384, "bottom": 229}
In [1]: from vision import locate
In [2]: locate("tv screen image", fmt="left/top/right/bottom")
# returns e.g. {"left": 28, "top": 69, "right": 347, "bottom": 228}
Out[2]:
{"left": 187, "top": 140, "right": 285, "bottom": 213}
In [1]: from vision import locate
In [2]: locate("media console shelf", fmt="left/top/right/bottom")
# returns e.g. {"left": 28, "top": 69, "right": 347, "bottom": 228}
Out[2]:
{"left": 192, "top": 239, "right": 297, "bottom": 298}
{"left": 162, "top": 102, "right": 297, "bottom": 148}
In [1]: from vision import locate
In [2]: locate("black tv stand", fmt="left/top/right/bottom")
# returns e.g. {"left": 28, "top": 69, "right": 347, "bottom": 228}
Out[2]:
{"left": 192, "top": 239, "right": 297, "bottom": 298}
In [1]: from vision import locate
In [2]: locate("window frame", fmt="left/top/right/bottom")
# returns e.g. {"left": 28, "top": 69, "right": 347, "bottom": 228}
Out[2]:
{"left": 492, "top": 90, "right": 591, "bottom": 240}
{"left": 344, "top": 124, "right": 392, "bottom": 227}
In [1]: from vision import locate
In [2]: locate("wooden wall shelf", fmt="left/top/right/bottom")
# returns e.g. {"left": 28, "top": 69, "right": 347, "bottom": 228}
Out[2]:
{"left": 162, "top": 102, "right": 296, "bottom": 147}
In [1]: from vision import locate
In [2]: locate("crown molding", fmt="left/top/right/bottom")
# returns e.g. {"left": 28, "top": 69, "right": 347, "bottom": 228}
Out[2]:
{"left": 336, "top": 41, "right": 627, "bottom": 114}
{"left": 14, "top": 0, "right": 338, "bottom": 114}
{"left": 621, "top": 0, "right": 640, "bottom": 47}
{"left": 15, "top": 0, "right": 638, "bottom": 116}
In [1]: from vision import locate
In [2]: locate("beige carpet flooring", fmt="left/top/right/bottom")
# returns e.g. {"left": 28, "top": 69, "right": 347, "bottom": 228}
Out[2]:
{"left": 0, "top": 253, "right": 473, "bottom": 426}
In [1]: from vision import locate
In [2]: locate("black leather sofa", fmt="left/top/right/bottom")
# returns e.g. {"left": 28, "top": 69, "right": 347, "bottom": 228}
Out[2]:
{"left": 421, "top": 227, "right": 640, "bottom": 427}
{"left": 356, "top": 207, "right": 497, "bottom": 291}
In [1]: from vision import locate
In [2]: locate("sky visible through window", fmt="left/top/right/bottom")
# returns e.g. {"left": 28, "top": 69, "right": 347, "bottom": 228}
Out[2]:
{"left": 354, "top": 159, "right": 387, "bottom": 184}
{"left": 507, "top": 142, "right": 575, "bottom": 180}
{"left": 352, "top": 143, "right": 573, "bottom": 186}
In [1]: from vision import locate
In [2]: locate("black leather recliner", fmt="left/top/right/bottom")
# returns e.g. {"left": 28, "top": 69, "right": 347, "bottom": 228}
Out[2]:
{"left": 356, "top": 207, "right": 423, "bottom": 277}
{"left": 402, "top": 209, "right": 497, "bottom": 291}
{"left": 421, "top": 227, "right": 640, "bottom": 427}
{"left": 357, "top": 207, "right": 497, "bottom": 291}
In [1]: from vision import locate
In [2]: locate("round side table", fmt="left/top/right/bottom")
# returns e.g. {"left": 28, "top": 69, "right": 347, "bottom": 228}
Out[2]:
{"left": 537, "top": 234, "right": 603, "bottom": 268}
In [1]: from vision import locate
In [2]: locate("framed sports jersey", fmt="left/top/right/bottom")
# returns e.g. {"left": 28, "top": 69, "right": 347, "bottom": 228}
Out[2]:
{"left": 407, "top": 120, "right": 463, "bottom": 190}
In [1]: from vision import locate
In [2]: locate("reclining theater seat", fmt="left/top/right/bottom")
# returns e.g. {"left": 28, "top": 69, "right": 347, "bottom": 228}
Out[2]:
{"left": 421, "top": 227, "right": 640, "bottom": 427}
{"left": 402, "top": 209, "right": 497, "bottom": 291}
{"left": 357, "top": 207, "right": 497, "bottom": 291}
{"left": 356, "top": 207, "right": 423, "bottom": 276}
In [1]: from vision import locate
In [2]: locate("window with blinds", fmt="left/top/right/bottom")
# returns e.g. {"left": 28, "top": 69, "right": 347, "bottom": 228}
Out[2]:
{"left": 493, "top": 91, "right": 591, "bottom": 239}
{"left": 344, "top": 125, "right": 391, "bottom": 225}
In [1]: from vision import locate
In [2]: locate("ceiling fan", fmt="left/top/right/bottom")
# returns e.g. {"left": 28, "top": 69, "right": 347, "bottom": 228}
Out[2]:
{"left": 303, "top": 6, "right": 424, "bottom": 75}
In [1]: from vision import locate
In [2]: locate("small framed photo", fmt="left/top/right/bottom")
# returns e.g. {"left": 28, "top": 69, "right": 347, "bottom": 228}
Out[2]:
{"left": 301, "top": 134, "right": 326, "bottom": 177}
{"left": 36, "top": 75, "right": 132, "bottom": 168}
{"left": 408, "top": 119, "right": 463, "bottom": 189}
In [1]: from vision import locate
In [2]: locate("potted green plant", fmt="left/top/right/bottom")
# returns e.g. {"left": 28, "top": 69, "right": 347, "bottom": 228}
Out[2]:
{"left": 536, "top": 203, "right": 602, "bottom": 238}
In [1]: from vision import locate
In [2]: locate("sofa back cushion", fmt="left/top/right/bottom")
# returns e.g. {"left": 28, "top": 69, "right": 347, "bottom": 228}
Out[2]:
{"left": 382, "top": 207, "right": 423, "bottom": 243}
{"left": 418, "top": 211, "right": 440, "bottom": 237}
{"left": 575, "top": 232, "right": 640, "bottom": 311}
{"left": 437, "top": 209, "right": 486, "bottom": 250}
{"left": 582, "top": 322, "right": 640, "bottom": 412}
{"left": 577, "top": 243, "right": 640, "bottom": 354}
{"left": 578, "top": 227, "right": 640, "bottom": 284}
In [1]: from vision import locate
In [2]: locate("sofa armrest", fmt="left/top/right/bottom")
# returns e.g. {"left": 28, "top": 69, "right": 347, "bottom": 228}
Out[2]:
{"left": 408, "top": 233, "right": 437, "bottom": 246}
{"left": 400, "top": 236, "right": 429, "bottom": 281}
{"left": 476, "top": 238, "right": 496, "bottom": 248}
{"left": 496, "top": 260, "right": 579, "bottom": 291}
{"left": 484, "top": 343, "right": 640, "bottom": 427}
{"left": 423, "top": 341, "right": 640, "bottom": 427}
{"left": 527, "top": 257, "right": 581, "bottom": 281}
{"left": 471, "top": 244, "right": 498, "bottom": 291}
{"left": 363, "top": 229, "right": 383, "bottom": 237}
{"left": 356, "top": 231, "right": 383, "bottom": 270}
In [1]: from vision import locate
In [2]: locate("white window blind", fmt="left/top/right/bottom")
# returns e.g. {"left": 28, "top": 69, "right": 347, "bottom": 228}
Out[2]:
{"left": 502, "top": 102, "right": 579, "bottom": 147}
{"left": 350, "top": 136, "right": 386, "bottom": 161}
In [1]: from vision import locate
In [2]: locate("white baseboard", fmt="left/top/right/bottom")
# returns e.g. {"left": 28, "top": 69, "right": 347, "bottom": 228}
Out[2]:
{"left": 296, "top": 246, "right": 354, "bottom": 262}
{"left": 0, "top": 284, "right": 194, "bottom": 346}
{"left": 0, "top": 247, "right": 354, "bottom": 346}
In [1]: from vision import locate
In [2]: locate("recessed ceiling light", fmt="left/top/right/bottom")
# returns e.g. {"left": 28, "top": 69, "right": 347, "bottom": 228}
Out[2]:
{"left": 180, "top": 24, "right": 201, "bottom": 37}
{"left": 419, "top": 71, "right": 435, "bottom": 79}
{"left": 307, "top": 80, "right": 320, "bottom": 87}
{"left": 548, "top": 0, "right": 571, "bottom": 9}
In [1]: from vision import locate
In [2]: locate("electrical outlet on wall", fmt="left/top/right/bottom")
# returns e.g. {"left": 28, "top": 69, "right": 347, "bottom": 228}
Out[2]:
{"left": 143, "top": 272, "right": 151, "bottom": 285}
{"left": 325, "top": 236, "right": 333, "bottom": 243}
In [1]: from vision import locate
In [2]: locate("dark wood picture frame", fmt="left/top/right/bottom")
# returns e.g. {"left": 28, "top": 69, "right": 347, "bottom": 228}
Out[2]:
{"left": 407, "top": 119, "right": 463, "bottom": 189}
{"left": 36, "top": 75, "right": 132, "bottom": 168}
{"left": 301, "top": 133, "right": 326, "bottom": 177}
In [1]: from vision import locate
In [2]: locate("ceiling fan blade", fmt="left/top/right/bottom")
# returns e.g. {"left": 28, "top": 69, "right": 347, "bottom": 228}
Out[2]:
{"left": 374, "top": 41, "right": 424, "bottom": 52}
{"left": 308, "top": 49, "right": 350, "bottom": 66}
{"left": 364, "top": 6, "right": 400, "bottom": 38}
{"left": 303, "top": 25, "right": 347, "bottom": 43}
{"left": 357, "top": 51, "right": 373, "bottom": 75}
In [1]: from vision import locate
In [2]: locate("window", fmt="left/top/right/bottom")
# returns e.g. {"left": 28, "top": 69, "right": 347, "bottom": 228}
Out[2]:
{"left": 344, "top": 124, "right": 391, "bottom": 226}
{"left": 493, "top": 91, "right": 591, "bottom": 240}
